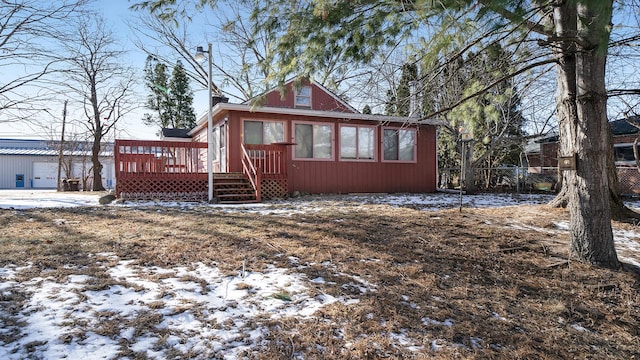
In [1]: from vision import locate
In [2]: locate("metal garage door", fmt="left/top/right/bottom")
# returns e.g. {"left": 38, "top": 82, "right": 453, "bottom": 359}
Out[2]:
{"left": 32, "top": 162, "right": 59, "bottom": 188}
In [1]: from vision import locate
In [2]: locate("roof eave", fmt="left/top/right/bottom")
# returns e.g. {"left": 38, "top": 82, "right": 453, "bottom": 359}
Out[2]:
{"left": 189, "top": 103, "right": 443, "bottom": 135}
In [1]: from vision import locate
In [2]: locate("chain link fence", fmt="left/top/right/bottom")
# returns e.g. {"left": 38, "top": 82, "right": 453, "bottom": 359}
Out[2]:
{"left": 616, "top": 167, "right": 640, "bottom": 196}
{"left": 439, "top": 166, "right": 640, "bottom": 195}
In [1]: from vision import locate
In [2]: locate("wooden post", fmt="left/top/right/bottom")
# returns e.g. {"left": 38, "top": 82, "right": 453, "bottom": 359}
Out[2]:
{"left": 57, "top": 100, "right": 67, "bottom": 192}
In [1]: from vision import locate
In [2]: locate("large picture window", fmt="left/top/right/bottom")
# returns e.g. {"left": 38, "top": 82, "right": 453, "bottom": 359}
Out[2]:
{"left": 294, "top": 122, "right": 333, "bottom": 159}
{"left": 340, "top": 125, "right": 375, "bottom": 161}
{"left": 383, "top": 128, "right": 416, "bottom": 162}
{"left": 243, "top": 120, "right": 285, "bottom": 145}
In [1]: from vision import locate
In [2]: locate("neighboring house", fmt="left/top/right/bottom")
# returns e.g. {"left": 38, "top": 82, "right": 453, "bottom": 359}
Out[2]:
{"left": 526, "top": 118, "right": 640, "bottom": 194}
{"left": 115, "top": 79, "right": 440, "bottom": 202}
{"left": 0, "top": 138, "right": 115, "bottom": 190}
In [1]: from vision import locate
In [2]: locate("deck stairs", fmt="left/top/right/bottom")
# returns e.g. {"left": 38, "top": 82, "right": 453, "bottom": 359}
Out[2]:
{"left": 213, "top": 172, "right": 259, "bottom": 204}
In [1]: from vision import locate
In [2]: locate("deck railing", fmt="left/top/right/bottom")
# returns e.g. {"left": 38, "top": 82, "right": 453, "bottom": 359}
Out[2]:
{"left": 114, "top": 139, "right": 288, "bottom": 201}
{"left": 243, "top": 143, "right": 288, "bottom": 179}
{"left": 241, "top": 143, "right": 290, "bottom": 202}
{"left": 115, "top": 139, "right": 207, "bottom": 178}
{"left": 114, "top": 140, "right": 208, "bottom": 200}
{"left": 241, "top": 143, "right": 262, "bottom": 202}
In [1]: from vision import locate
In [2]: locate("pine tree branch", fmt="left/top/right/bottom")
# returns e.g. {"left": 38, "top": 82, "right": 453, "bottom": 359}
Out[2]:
{"left": 420, "top": 58, "right": 557, "bottom": 122}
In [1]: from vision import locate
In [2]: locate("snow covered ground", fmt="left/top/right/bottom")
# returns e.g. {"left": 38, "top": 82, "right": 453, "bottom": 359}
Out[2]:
{"left": 2, "top": 188, "right": 640, "bottom": 212}
{"left": 2, "top": 189, "right": 640, "bottom": 212}
{"left": 1, "top": 190, "right": 639, "bottom": 358}
{"left": 0, "top": 189, "right": 559, "bottom": 211}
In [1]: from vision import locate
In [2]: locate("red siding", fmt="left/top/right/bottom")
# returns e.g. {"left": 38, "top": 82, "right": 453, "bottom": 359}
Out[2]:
{"left": 263, "top": 82, "right": 355, "bottom": 113}
{"left": 192, "top": 108, "right": 437, "bottom": 195}
{"left": 614, "top": 134, "right": 638, "bottom": 144}
{"left": 287, "top": 126, "right": 437, "bottom": 194}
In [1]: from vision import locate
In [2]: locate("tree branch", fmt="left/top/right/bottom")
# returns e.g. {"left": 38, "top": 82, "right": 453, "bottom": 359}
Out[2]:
{"left": 421, "top": 58, "right": 557, "bottom": 121}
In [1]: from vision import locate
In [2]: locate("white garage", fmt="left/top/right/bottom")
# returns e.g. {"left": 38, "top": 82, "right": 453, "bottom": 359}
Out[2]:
{"left": 0, "top": 139, "right": 115, "bottom": 189}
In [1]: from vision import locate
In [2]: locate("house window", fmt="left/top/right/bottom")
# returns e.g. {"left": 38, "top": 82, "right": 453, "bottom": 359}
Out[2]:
{"left": 243, "top": 120, "right": 285, "bottom": 144}
{"left": 614, "top": 143, "right": 639, "bottom": 163}
{"left": 295, "top": 86, "right": 312, "bottom": 108}
{"left": 340, "top": 125, "right": 375, "bottom": 161}
{"left": 383, "top": 128, "right": 416, "bottom": 162}
{"left": 294, "top": 122, "right": 333, "bottom": 159}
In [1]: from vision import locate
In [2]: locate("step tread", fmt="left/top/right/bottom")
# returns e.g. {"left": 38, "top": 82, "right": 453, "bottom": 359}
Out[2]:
{"left": 215, "top": 182, "right": 251, "bottom": 186}
{"left": 216, "top": 194, "right": 257, "bottom": 198}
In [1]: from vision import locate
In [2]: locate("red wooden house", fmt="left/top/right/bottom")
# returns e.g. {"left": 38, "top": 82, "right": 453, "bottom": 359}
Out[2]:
{"left": 115, "top": 80, "right": 440, "bottom": 203}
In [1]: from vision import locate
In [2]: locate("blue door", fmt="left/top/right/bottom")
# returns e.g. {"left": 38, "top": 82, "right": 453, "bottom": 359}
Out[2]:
{"left": 16, "top": 174, "right": 25, "bottom": 188}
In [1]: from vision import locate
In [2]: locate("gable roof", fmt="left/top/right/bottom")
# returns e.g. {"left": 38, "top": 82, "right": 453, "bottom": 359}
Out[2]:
{"left": 242, "top": 78, "right": 359, "bottom": 113}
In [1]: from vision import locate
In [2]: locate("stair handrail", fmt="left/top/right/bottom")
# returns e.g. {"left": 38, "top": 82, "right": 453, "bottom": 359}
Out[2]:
{"left": 241, "top": 143, "right": 262, "bottom": 202}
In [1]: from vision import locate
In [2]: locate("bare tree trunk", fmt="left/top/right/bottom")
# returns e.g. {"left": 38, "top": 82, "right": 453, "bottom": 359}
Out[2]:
{"left": 90, "top": 84, "right": 105, "bottom": 192}
{"left": 548, "top": 183, "right": 568, "bottom": 208}
{"left": 462, "top": 141, "right": 476, "bottom": 194}
{"left": 548, "top": 2, "right": 640, "bottom": 222}
{"left": 551, "top": 1, "right": 620, "bottom": 269}
{"left": 91, "top": 133, "right": 105, "bottom": 191}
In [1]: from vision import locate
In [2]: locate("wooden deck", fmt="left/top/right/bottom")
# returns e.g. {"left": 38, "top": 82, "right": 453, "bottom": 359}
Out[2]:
{"left": 114, "top": 140, "right": 288, "bottom": 202}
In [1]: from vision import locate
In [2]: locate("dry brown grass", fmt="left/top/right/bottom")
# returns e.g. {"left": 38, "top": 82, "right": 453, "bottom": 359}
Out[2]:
{"left": 1, "top": 200, "right": 639, "bottom": 359}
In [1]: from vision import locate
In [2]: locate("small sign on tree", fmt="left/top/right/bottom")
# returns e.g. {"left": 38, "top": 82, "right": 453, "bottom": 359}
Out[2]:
{"left": 559, "top": 154, "right": 577, "bottom": 171}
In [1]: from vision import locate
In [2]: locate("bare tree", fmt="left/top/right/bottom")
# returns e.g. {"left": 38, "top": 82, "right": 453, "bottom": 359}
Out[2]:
{"left": 0, "top": 0, "right": 89, "bottom": 118}
{"left": 131, "top": 12, "right": 228, "bottom": 99}
{"left": 61, "top": 16, "right": 137, "bottom": 191}
{"left": 130, "top": 0, "right": 371, "bottom": 102}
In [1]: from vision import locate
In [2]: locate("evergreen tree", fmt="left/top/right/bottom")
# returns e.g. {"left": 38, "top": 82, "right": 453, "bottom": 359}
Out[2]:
{"left": 385, "top": 63, "right": 419, "bottom": 117}
{"left": 143, "top": 57, "right": 197, "bottom": 131}
{"left": 395, "top": 63, "right": 418, "bottom": 117}
{"left": 143, "top": 55, "right": 172, "bottom": 128}
{"left": 169, "top": 60, "right": 196, "bottom": 129}
{"left": 384, "top": 89, "right": 396, "bottom": 116}
{"left": 426, "top": 43, "right": 525, "bottom": 191}
{"left": 463, "top": 45, "right": 525, "bottom": 169}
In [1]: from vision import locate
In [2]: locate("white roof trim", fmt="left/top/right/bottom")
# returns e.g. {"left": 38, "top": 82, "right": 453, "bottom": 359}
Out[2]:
{"left": 190, "top": 103, "right": 444, "bottom": 135}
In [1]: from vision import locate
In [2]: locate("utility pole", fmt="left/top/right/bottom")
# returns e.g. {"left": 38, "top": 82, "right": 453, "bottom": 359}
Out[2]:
{"left": 57, "top": 100, "right": 68, "bottom": 192}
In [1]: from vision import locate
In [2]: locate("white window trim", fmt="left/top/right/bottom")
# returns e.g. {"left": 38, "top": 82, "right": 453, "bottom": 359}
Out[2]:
{"left": 339, "top": 124, "right": 377, "bottom": 162}
{"left": 292, "top": 120, "right": 335, "bottom": 161}
{"left": 242, "top": 119, "right": 286, "bottom": 145}
{"left": 381, "top": 127, "right": 418, "bottom": 163}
